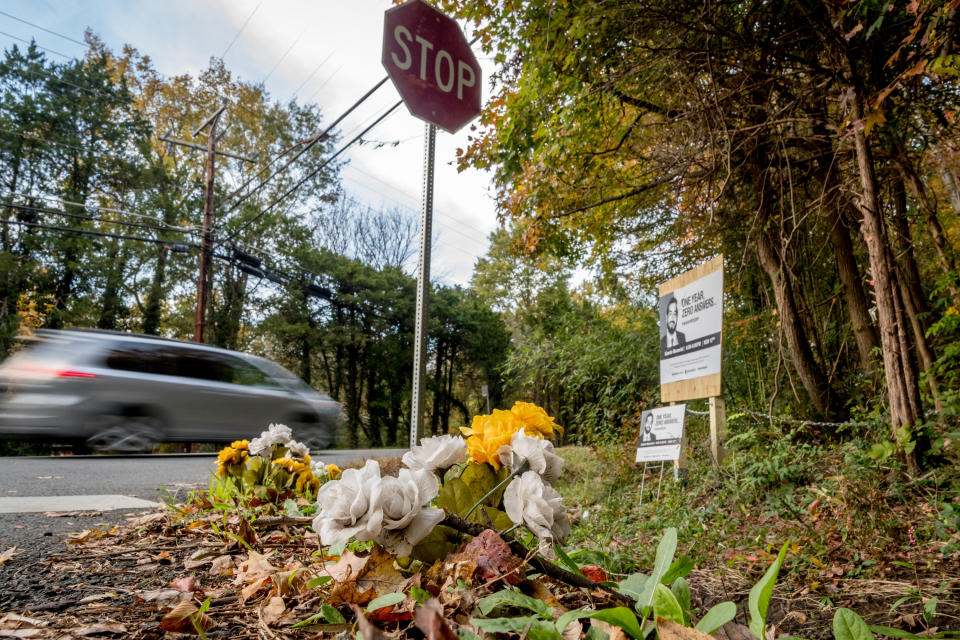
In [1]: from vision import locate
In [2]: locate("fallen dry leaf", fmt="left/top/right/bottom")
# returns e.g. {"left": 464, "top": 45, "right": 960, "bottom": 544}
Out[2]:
{"left": 0, "top": 630, "right": 43, "bottom": 638}
{"left": 330, "top": 546, "right": 408, "bottom": 607}
{"left": 209, "top": 555, "right": 234, "bottom": 576}
{"left": 350, "top": 604, "right": 391, "bottom": 640}
{"left": 260, "top": 596, "right": 286, "bottom": 626}
{"left": 156, "top": 550, "right": 173, "bottom": 564}
{"left": 170, "top": 576, "right": 197, "bottom": 593}
{"left": 140, "top": 588, "right": 183, "bottom": 605}
{"left": 414, "top": 598, "right": 457, "bottom": 640}
{"left": 463, "top": 529, "right": 524, "bottom": 585}
{"left": 657, "top": 618, "right": 714, "bottom": 640}
{"left": 235, "top": 550, "right": 280, "bottom": 603}
{"left": 714, "top": 621, "right": 756, "bottom": 640}
{"left": 0, "top": 547, "right": 17, "bottom": 566}
{"left": 592, "top": 619, "right": 628, "bottom": 640}
{"left": 325, "top": 551, "right": 368, "bottom": 583}
{"left": 159, "top": 600, "right": 215, "bottom": 634}
{"left": 42, "top": 511, "right": 101, "bottom": 518}
{"left": 0, "top": 614, "right": 45, "bottom": 628}
{"left": 272, "top": 564, "right": 308, "bottom": 597}
{"left": 71, "top": 622, "right": 128, "bottom": 636}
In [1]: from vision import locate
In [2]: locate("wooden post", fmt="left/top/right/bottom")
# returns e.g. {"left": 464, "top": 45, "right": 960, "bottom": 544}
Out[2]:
{"left": 709, "top": 395, "right": 726, "bottom": 467}
{"left": 670, "top": 401, "right": 686, "bottom": 481}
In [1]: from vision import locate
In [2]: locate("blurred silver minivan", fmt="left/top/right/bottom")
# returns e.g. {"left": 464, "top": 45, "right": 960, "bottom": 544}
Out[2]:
{"left": 0, "top": 329, "right": 341, "bottom": 452}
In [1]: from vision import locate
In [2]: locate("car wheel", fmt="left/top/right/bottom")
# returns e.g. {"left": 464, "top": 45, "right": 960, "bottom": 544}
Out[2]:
{"left": 293, "top": 421, "right": 333, "bottom": 452}
{"left": 86, "top": 413, "right": 163, "bottom": 453}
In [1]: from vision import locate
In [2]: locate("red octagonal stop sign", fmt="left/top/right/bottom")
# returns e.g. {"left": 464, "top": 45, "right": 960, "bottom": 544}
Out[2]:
{"left": 382, "top": 0, "right": 481, "bottom": 134}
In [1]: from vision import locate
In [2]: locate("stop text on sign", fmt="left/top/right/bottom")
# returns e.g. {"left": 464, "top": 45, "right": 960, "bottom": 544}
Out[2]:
{"left": 388, "top": 26, "right": 476, "bottom": 101}
{"left": 381, "top": 0, "right": 481, "bottom": 134}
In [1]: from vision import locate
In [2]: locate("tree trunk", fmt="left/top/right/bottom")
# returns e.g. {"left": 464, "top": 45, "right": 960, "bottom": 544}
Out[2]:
{"left": 844, "top": 77, "right": 923, "bottom": 470}
{"left": 830, "top": 211, "right": 880, "bottom": 375}
{"left": 142, "top": 245, "right": 168, "bottom": 335}
{"left": 756, "top": 228, "right": 836, "bottom": 417}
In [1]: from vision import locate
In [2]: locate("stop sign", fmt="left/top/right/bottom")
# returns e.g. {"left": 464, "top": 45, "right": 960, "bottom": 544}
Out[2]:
{"left": 382, "top": 0, "right": 481, "bottom": 134}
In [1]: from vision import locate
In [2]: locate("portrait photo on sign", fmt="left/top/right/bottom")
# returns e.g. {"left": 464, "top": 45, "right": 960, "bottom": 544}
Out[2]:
{"left": 658, "top": 264, "right": 723, "bottom": 385}
{"left": 635, "top": 404, "right": 686, "bottom": 463}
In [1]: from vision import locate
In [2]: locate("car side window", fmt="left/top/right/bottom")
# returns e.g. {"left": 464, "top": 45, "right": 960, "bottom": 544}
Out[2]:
{"left": 227, "top": 358, "right": 281, "bottom": 388}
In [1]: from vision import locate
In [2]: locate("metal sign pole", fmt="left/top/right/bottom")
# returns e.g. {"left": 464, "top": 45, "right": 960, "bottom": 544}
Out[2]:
{"left": 410, "top": 123, "right": 436, "bottom": 448}
{"left": 639, "top": 462, "right": 648, "bottom": 508}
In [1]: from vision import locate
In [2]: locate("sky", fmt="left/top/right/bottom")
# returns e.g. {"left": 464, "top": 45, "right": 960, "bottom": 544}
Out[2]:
{"left": 0, "top": 0, "right": 500, "bottom": 286}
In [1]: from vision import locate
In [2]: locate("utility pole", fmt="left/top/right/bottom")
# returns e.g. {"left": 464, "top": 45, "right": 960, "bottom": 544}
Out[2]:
{"left": 162, "top": 102, "right": 254, "bottom": 343}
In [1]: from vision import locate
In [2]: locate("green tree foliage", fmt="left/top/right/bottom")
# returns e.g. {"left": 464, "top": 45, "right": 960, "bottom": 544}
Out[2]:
{"left": 440, "top": 0, "right": 960, "bottom": 460}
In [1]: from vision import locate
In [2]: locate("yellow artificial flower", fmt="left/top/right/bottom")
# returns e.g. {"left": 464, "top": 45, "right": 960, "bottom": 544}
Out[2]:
{"left": 230, "top": 439, "right": 250, "bottom": 451}
{"left": 462, "top": 409, "right": 526, "bottom": 469}
{"left": 510, "top": 401, "right": 563, "bottom": 438}
{"left": 217, "top": 444, "right": 249, "bottom": 467}
{"left": 326, "top": 463, "right": 342, "bottom": 479}
{"left": 272, "top": 457, "right": 307, "bottom": 474}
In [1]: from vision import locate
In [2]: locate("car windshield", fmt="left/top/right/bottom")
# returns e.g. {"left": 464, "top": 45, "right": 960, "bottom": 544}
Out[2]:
{"left": 247, "top": 356, "right": 313, "bottom": 393}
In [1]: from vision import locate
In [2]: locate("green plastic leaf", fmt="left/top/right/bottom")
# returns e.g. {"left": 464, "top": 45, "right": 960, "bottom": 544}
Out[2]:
{"left": 478, "top": 589, "right": 552, "bottom": 619}
{"left": 695, "top": 601, "right": 737, "bottom": 634}
{"left": 670, "top": 577, "right": 691, "bottom": 614}
{"left": 748, "top": 541, "right": 789, "bottom": 640}
{"left": 867, "top": 625, "right": 922, "bottom": 639}
{"left": 652, "top": 584, "right": 684, "bottom": 624}
{"left": 556, "top": 607, "right": 643, "bottom": 639}
{"left": 366, "top": 592, "right": 406, "bottom": 612}
{"left": 471, "top": 616, "right": 559, "bottom": 638}
{"left": 834, "top": 608, "right": 874, "bottom": 640}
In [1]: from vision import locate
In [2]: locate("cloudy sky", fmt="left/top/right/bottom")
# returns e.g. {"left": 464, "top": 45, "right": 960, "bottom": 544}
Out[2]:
{"left": 0, "top": 0, "right": 499, "bottom": 286}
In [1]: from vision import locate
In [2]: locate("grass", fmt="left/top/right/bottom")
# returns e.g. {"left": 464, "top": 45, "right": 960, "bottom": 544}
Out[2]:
{"left": 553, "top": 413, "right": 960, "bottom": 638}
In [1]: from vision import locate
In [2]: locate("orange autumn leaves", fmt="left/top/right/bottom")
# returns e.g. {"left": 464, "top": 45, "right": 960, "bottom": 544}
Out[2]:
{"left": 460, "top": 401, "right": 562, "bottom": 469}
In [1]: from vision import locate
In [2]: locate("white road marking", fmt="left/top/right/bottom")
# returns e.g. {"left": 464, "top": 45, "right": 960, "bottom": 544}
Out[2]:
{"left": 0, "top": 495, "right": 159, "bottom": 513}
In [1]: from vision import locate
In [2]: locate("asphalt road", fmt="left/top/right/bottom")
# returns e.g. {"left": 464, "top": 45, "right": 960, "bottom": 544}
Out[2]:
{"left": 0, "top": 449, "right": 406, "bottom": 560}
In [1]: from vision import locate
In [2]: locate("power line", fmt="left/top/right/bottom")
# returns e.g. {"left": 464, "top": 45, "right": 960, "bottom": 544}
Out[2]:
{"left": 217, "top": 76, "right": 390, "bottom": 216}
{"left": 0, "top": 10, "right": 87, "bottom": 47}
{"left": 289, "top": 50, "right": 334, "bottom": 102}
{"left": 2, "top": 191, "right": 201, "bottom": 230}
{"left": 262, "top": 29, "right": 305, "bottom": 85}
{"left": 220, "top": 2, "right": 261, "bottom": 60}
{"left": 0, "top": 216, "right": 202, "bottom": 249}
{"left": 0, "top": 29, "right": 71, "bottom": 59}
{"left": 2, "top": 201, "right": 198, "bottom": 237}
{"left": 223, "top": 100, "right": 404, "bottom": 243}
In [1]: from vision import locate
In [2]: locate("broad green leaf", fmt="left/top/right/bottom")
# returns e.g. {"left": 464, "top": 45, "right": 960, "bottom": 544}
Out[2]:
{"left": 478, "top": 589, "right": 552, "bottom": 619}
{"left": 695, "top": 601, "right": 737, "bottom": 634}
{"left": 834, "top": 608, "right": 874, "bottom": 640}
{"left": 471, "top": 616, "right": 559, "bottom": 638}
{"left": 662, "top": 556, "right": 695, "bottom": 585}
{"left": 410, "top": 586, "right": 431, "bottom": 604}
{"left": 322, "top": 604, "right": 345, "bottom": 624}
{"left": 652, "top": 584, "right": 684, "bottom": 624}
{"left": 307, "top": 576, "right": 332, "bottom": 589}
{"left": 555, "top": 544, "right": 584, "bottom": 576}
{"left": 556, "top": 607, "right": 643, "bottom": 639}
{"left": 637, "top": 528, "right": 677, "bottom": 614}
{"left": 366, "top": 592, "right": 406, "bottom": 612}
{"left": 283, "top": 498, "right": 300, "bottom": 517}
{"left": 586, "top": 626, "right": 610, "bottom": 640}
{"left": 748, "top": 540, "right": 789, "bottom": 639}
{"left": 328, "top": 540, "right": 347, "bottom": 556}
{"left": 618, "top": 573, "right": 649, "bottom": 601}
{"left": 670, "top": 577, "right": 691, "bottom": 614}
{"left": 456, "top": 630, "right": 483, "bottom": 640}
{"left": 867, "top": 625, "right": 921, "bottom": 639}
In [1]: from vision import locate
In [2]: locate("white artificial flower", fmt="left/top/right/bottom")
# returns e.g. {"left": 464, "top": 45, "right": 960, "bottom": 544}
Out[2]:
{"left": 286, "top": 439, "right": 309, "bottom": 458}
{"left": 374, "top": 467, "right": 444, "bottom": 556}
{"left": 248, "top": 423, "right": 294, "bottom": 457}
{"left": 503, "top": 470, "right": 571, "bottom": 544}
{"left": 311, "top": 460, "right": 384, "bottom": 546}
{"left": 498, "top": 431, "right": 564, "bottom": 485}
{"left": 266, "top": 423, "right": 293, "bottom": 444}
{"left": 310, "top": 459, "right": 327, "bottom": 477}
{"left": 248, "top": 435, "right": 270, "bottom": 457}
{"left": 402, "top": 434, "right": 467, "bottom": 473}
